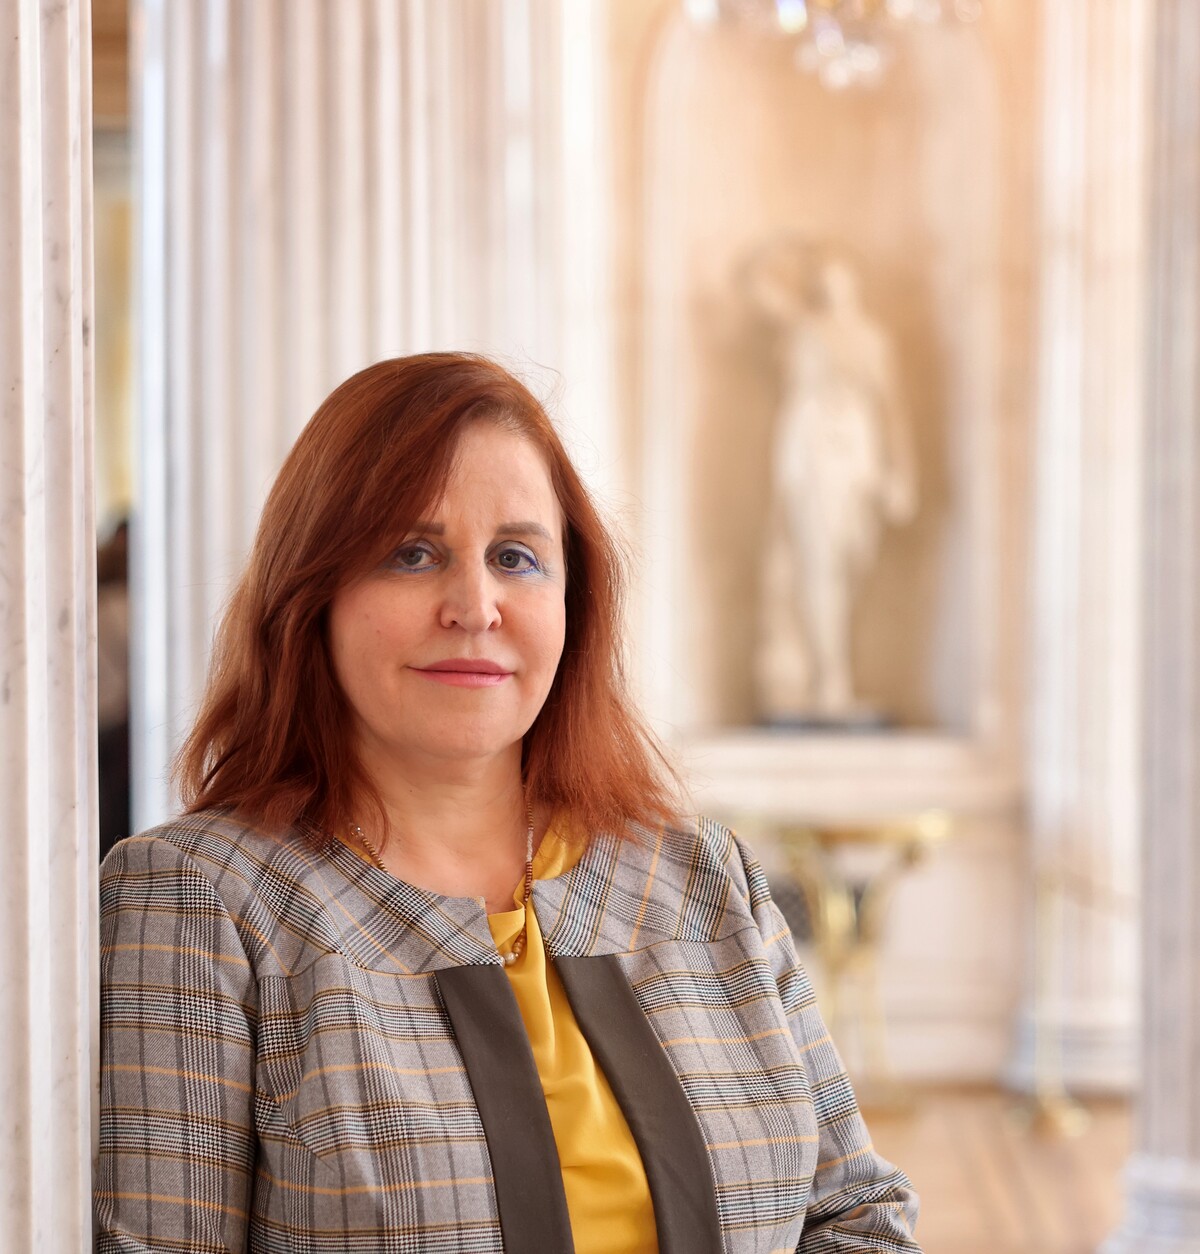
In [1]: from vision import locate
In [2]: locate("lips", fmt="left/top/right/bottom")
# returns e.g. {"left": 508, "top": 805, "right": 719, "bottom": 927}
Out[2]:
{"left": 411, "top": 658, "right": 513, "bottom": 687}
{"left": 417, "top": 658, "right": 511, "bottom": 674}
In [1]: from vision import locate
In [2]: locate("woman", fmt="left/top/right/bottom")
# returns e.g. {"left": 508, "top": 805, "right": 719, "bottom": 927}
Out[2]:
{"left": 97, "top": 353, "right": 920, "bottom": 1252}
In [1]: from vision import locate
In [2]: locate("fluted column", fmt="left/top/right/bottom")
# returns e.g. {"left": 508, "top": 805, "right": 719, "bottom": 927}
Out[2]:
{"left": 1103, "top": 0, "right": 1200, "bottom": 1246}
{"left": 0, "top": 1, "right": 96, "bottom": 1250}
{"left": 1014, "top": 0, "right": 1150, "bottom": 1095}
{"left": 133, "top": 0, "right": 615, "bottom": 828}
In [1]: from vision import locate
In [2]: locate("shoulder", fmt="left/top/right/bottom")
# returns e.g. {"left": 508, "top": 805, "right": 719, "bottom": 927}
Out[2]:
{"left": 578, "top": 812, "right": 778, "bottom": 946}
{"left": 102, "top": 809, "right": 321, "bottom": 903}
{"left": 100, "top": 809, "right": 345, "bottom": 975}
{"left": 647, "top": 813, "right": 772, "bottom": 905}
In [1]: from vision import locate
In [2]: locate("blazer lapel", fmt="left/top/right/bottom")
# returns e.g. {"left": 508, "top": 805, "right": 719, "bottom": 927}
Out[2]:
{"left": 435, "top": 964, "right": 576, "bottom": 1253}
{"left": 555, "top": 954, "right": 725, "bottom": 1254}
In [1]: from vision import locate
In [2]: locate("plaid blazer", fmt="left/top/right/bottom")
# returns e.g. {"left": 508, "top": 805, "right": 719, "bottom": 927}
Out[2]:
{"left": 96, "top": 810, "right": 920, "bottom": 1253}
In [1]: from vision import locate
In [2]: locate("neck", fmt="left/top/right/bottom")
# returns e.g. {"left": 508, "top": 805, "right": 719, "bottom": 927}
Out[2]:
{"left": 352, "top": 746, "right": 534, "bottom": 909}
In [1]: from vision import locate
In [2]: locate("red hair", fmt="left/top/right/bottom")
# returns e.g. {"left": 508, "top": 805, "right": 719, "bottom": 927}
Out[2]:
{"left": 176, "top": 353, "right": 679, "bottom": 842}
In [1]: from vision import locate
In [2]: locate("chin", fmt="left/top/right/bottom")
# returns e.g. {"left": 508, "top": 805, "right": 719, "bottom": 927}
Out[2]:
{"left": 416, "top": 728, "right": 527, "bottom": 764}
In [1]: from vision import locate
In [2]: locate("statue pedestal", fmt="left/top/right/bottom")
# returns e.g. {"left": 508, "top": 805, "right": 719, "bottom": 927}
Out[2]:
{"left": 680, "top": 727, "right": 1023, "bottom": 1084}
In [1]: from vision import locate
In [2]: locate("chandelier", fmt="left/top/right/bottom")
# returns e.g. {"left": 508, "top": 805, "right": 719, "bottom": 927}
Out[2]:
{"left": 682, "top": 0, "right": 983, "bottom": 90}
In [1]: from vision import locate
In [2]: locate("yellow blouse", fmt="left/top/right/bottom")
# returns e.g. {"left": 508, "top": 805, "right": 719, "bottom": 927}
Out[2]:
{"left": 487, "top": 825, "right": 659, "bottom": 1254}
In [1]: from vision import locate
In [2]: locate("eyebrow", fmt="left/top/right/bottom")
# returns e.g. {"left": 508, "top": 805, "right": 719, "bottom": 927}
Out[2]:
{"left": 409, "top": 520, "right": 556, "bottom": 542}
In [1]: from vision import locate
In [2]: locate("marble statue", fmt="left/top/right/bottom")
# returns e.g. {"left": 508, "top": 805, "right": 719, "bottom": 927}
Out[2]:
{"left": 747, "top": 243, "right": 917, "bottom": 724}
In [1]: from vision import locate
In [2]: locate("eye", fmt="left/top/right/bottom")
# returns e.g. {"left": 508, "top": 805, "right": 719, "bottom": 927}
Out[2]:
{"left": 492, "top": 544, "right": 539, "bottom": 574}
{"left": 389, "top": 541, "right": 439, "bottom": 572}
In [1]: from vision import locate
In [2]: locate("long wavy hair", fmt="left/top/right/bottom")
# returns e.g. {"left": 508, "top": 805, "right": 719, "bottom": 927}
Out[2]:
{"left": 175, "top": 352, "right": 679, "bottom": 842}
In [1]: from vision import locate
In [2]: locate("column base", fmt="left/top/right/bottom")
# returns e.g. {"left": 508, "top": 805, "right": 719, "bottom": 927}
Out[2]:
{"left": 1100, "top": 1154, "right": 1200, "bottom": 1252}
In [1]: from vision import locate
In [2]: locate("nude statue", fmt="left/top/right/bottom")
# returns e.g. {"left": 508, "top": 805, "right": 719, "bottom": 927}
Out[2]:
{"left": 747, "top": 244, "right": 917, "bottom": 723}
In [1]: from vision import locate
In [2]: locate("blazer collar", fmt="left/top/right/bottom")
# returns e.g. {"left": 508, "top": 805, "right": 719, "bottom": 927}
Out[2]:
{"left": 322, "top": 817, "right": 741, "bottom": 972}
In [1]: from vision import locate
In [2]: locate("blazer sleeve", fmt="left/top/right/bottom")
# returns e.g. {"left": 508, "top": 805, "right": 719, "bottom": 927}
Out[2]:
{"left": 733, "top": 834, "right": 923, "bottom": 1253}
{"left": 95, "top": 835, "right": 259, "bottom": 1254}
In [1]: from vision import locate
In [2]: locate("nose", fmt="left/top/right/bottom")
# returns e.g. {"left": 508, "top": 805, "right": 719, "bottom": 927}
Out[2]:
{"left": 438, "top": 559, "right": 501, "bottom": 632}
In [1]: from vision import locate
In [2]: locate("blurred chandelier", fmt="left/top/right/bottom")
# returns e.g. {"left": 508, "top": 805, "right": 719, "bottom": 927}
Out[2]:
{"left": 682, "top": 0, "right": 983, "bottom": 90}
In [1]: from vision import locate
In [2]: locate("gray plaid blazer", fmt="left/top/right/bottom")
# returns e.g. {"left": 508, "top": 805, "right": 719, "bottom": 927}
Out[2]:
{"left": 96, "top": 810, "right": 920, "bottom": 1253}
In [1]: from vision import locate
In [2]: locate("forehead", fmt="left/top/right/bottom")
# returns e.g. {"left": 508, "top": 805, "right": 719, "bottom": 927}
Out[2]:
{"left": 431, "top": 421, "right": 563, "bottom": 534}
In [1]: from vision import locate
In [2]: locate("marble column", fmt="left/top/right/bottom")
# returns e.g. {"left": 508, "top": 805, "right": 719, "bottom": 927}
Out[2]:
{"left": 1103, "top": 0, "right": 1200, "bottom": 1246}
{"left": 1013, "top": 0, "right": 1150, "bottom": 1095}
{"left": 0, "top": 1, "right": 97, "bottom": 1250}
{"left": 133, "top": 0, "right": 616, "bottom": 828}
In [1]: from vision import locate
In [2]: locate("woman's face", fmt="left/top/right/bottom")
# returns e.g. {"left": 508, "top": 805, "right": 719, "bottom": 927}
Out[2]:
{"left": 328, "top": 421, "right": 567, "bottom": 782}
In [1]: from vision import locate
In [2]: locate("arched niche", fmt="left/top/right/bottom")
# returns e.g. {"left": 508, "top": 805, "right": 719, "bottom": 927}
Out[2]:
{"left": 638, "top": 11, "right": 1009, "bottom": 742}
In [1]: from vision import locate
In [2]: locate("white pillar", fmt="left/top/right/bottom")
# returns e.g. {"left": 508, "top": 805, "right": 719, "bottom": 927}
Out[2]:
{"left": 0, "top": 1, "right": 96, "bottom": 1250}
{"left": 1103, "top": 0, "right": 1200, "bottom": 1245}
{"left": 133, "top": 0, "right": 615, "bottom": 829}
{"left": 1015, "top": 0, "right": 1150, "bottom": 1095}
